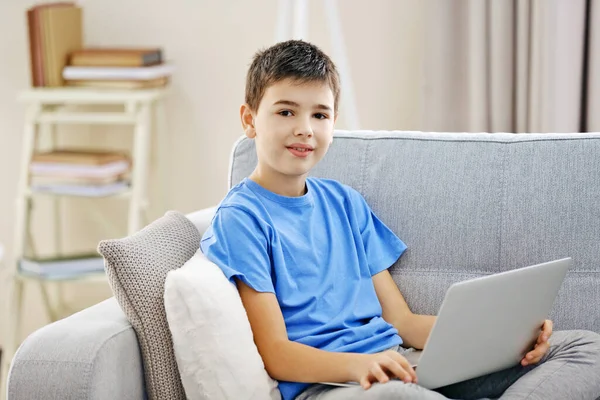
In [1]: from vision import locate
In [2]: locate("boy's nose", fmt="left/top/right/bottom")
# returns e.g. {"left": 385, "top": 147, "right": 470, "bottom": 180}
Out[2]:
{"left": 294, "top": 120, "right": 313, "bottom": 137}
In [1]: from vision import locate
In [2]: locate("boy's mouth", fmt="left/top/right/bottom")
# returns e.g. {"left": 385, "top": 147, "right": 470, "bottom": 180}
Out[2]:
{"left": 286, "top": 144, "right": 314, "bottom": 158}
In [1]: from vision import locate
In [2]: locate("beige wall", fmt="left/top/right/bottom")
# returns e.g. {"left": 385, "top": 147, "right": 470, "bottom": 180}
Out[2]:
{"left": 0, "top": 0, "right": 424, "bottom": 345}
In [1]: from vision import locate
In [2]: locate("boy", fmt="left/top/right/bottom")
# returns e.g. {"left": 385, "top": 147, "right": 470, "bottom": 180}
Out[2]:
{"left": 201, "top": 40, "right": 600, "bottom": 400}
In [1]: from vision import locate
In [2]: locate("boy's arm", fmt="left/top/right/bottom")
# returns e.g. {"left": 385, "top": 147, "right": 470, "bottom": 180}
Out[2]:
{"left": 372, "top": 270, "right": 436, "bottom": 350}
{"left": 236, "top": 279, "right": 416, "bottom": 385}
{"left": 237, "top": 279, "right": 361, "bottom": 383}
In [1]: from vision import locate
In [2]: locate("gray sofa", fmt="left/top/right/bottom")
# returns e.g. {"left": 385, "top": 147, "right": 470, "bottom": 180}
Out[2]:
{"left": 7, "top": 131, "right": 600, "bottom": 399}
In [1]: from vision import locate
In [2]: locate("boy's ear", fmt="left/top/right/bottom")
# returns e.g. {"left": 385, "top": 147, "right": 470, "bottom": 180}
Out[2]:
{"left": 240, "top": 104, "right": 256, "bottom": 138}
{"left": 330, "top": 113, "right": 338, "bottom": 144}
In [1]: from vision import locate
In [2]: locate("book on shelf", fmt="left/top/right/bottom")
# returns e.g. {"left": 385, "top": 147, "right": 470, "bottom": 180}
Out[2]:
{"left": 30, "top": 181, "right": 130, "bottom": 197}
{"left": 30, "top": 161, "right": 130, "bottom": 178}
{"left": 30, "top": 149, "right": 130, "bottom": 179}
{"left": 27, "top": 2, "right": 74, "bottom": 86}
{"left": 63, "top": 63, "right": 174, "bottom": 81}
{"left": 19, "top": 253, "right": 105, "bottom": 278}
{"left": 32, "top": 149, "right": 129, "bottom": 165}
{"left": 27, "top": 2, "right": 83, "bottom": 87}
{"left": 61, "top": 45, "right": 171, "bottom": 89}
{"left": 66, "top": 76, "right": 169, "bottom": 89}
{"left": 29, "top": 149, "right": 130, "bottom": 195}
{"left": 30, "top": 173, "right": 125, "bottom": 186}
{"left": 69, "top": 47, "right": 163, "bottom": 67}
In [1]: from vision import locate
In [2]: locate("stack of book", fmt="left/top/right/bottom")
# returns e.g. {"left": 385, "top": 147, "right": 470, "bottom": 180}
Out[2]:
{"left": 27, "top": 2, "right": 83, "bottom": 87}
{"left": 19, "top": 253, "right": 106, "bottom": 279}
{"left": 62, "top": 47, "right": 173, "bottom": 89}
{"left": 29, "top": 149, "right": 131, "bottom": 197}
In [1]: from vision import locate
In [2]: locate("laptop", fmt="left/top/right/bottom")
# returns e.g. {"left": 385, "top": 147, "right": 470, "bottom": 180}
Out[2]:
{"left": 322, "top": 257, "right": 572, "bottom": 390}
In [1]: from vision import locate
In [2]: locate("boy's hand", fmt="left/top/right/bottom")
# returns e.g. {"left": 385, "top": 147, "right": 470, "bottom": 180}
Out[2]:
{"left": 521, "top": 319, "right": 553, "bottom": 366}
{"left": 351, "top": 350, "right": 417, "bottom": 389}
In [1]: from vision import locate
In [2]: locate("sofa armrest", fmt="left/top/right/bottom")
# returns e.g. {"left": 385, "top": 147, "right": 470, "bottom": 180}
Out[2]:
{"left": 8, "top": 297, "right": 144, "bottom": 400}
{"left": 186, "top": 206, "right": 217, "bottom": 236}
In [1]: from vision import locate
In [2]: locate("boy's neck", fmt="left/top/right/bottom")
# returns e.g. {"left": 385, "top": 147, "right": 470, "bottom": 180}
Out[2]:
{"left": 248, "top": 169, "right": 307, "bottom": 197}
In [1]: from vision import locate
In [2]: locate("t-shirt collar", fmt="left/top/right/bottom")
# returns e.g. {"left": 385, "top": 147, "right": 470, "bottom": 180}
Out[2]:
{"left": 243, "top": 177, "right": 314, "bottom": 207}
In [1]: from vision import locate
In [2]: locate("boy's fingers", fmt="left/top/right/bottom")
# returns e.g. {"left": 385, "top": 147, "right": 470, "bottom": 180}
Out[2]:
{"left": 360, "top": 376, "right": 371, "bottom": 390}
{"left": 540, "top": 320, "right": 553, "bottom": 341}
{"left": 370, "top": 364, "right": 389, "bottom": 384}
{"left": 537, "top": 331, "right": 551, "bottom": 346}
{"left": 540, "top": 340, "right": 551, "bottom": 354}
{"left": 528, "top": 346, "right": 545, "bottom": 359}
{"left": 525, "top": 341, "right": 550, "bottom": 364}
{"left": 402, "top": 361, "right": 418, "bottom": 383}
{"left": 381, "top": 359, "right": 412, "bottom": 383}
{"left": 527, "top": 354, "right": 542, "bottom": 365}
{"left": 390, "top": 353, "right": 417, "bottom": 382}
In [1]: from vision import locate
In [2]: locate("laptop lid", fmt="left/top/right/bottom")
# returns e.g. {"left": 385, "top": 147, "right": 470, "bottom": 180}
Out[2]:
{"left": 415, "top": 257, "right": 571, "bottom": 390}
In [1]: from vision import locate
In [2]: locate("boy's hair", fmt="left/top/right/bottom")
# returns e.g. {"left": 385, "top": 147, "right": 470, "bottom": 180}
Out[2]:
{"left": 245, "top": 40, "right": 341, "bottom": 113}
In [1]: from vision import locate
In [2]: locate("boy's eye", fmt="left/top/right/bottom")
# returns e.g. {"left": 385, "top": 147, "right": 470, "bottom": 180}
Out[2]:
{"left": 278, "top": 110, "right": 293, "bottom": 117}
{"left": 314, "top": 113, "right": 328, "bottom": 120}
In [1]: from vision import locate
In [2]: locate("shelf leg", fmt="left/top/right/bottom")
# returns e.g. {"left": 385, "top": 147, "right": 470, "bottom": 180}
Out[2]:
{"left": 128, "top": 103, "right": 151, "bottom": 235}
{"left": 1, "top": 278, "right": 24, "bottom": 400}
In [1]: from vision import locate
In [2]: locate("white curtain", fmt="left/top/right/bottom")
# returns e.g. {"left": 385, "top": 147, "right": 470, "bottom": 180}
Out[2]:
{"left": 419, "top": 0, "right": 597, "bottom": 133}
{"left": 587, "top": 0, "right": 600, "bottom": 131}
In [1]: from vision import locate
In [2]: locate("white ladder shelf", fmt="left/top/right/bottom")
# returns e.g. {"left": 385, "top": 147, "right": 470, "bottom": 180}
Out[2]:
{"left": 1, "top": 87, "right": 168, "bottom": 400}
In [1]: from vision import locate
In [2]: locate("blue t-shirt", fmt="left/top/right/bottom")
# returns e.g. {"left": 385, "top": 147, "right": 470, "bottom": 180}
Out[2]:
{"left": 200, "top": 177, "right": 407, "bottom": 400}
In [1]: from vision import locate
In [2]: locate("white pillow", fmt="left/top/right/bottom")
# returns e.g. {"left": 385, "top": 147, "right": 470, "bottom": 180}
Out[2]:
{"left": 164, "top": 250, "right": 281, "bottom": 400}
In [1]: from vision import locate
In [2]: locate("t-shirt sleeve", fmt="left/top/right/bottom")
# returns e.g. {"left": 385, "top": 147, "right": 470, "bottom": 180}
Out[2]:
{"left": 200, "top": 206, "right": 275, "bottom": 293}
{"left": 349, "top": 187, "right": 407, "bottom": 276}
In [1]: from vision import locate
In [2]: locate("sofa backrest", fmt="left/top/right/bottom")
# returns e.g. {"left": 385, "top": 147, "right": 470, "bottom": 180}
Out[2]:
{"left": 229, "top": 131, "right": 600, "bottom": 333}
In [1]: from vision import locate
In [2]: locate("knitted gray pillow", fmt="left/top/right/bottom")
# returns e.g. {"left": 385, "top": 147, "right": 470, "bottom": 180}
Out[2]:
{"left": 98, "top": 210, "right": 201, "bottom": 400}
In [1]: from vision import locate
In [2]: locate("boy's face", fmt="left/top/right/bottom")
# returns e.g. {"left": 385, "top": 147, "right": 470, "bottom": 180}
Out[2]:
{"left": 241, "top": 78, "right": 336, "bottom": 183}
